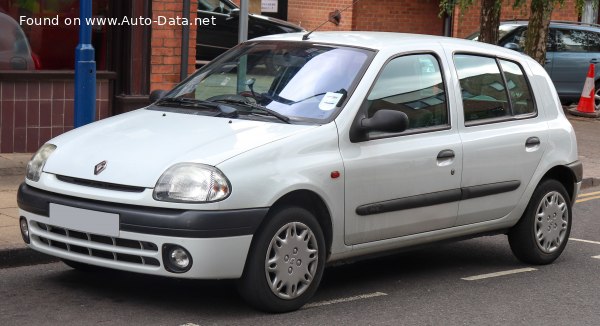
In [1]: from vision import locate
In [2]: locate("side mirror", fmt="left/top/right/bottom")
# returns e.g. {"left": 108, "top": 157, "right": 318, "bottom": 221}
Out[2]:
{"left": 504, "top": 42, "right": 522, "bottom": 52}
{"left": 149, "top": 89, "right": 168, "bottom": 102}
{"left": 228, "top": 8, "right": 240, "bottom": 19}
{"left": 350, "top": 109, "right": 409, "bottom": 142}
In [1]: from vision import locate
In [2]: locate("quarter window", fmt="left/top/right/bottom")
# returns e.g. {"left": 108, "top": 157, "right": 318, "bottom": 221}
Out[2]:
{"left": 555, "top": 29, "right": 600, "bottom": 52}
{"left": 365, "top": 54, "right": 448, "bottom": 131}
{"left": 499, "top": 59, "right": 536, "bottom": 115}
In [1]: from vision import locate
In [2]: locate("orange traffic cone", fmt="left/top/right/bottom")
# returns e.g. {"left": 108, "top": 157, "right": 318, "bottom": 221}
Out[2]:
{"left": 576, "top": 64, "right": 596, "bottom": 113}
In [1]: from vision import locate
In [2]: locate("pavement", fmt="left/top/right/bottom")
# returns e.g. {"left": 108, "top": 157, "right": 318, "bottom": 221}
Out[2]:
{"left": 0, "top": 113, "right": 599, "bottom": 268}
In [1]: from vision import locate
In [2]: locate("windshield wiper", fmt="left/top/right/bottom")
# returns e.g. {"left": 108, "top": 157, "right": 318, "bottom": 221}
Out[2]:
{"left": 211, "top": 99, "right": 290, "bottom": 123}
{"left": 156, "top": 98, "right": 238, "bottom": 118}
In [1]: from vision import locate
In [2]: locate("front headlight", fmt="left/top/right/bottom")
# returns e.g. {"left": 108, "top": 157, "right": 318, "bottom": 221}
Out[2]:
{"left": 26, "top": 144, "right": 56, "bottom": 182}
{"left": 153, "top": 163, "right": 231, "bottom": 203}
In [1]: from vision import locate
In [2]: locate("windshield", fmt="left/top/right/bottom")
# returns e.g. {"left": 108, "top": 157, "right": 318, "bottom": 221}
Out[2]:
{"left": 164, "top": 41, "right": 373, "bottom": 123}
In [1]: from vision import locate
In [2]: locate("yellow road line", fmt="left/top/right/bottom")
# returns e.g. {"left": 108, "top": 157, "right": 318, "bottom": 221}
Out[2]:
{"left": 578, "top": 191, "right": 600, "bottom": 198}
{"left": 576, "top": 195, "right": 600, "bottom": 203}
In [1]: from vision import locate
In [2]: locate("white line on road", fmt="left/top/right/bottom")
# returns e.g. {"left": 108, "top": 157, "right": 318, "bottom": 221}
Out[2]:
{"left": 570, "top": 238, "right": 600, "bottom": 245}
{"left": 461, "top": 268, "right": 537, "bottom": 281}
{"left": 592, "top": 255, "right": 600, "bottom": 259}
{"left": 303, "top": 292, "right": 387, "bottom": 309}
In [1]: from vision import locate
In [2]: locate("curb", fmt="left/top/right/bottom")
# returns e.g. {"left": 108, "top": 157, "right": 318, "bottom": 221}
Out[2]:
{"left": 0, "top": 246, "right": 59, "bottom": 269}
{"left": 581, "top": 177, "right": 600, "bottom": 189}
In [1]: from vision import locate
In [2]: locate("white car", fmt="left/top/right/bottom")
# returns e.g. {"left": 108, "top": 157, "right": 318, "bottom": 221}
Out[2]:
{"left": 18, "top": 32, "right": 582, "bottom": 312}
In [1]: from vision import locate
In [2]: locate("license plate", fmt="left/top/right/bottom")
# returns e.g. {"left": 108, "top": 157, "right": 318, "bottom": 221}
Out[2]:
{"left": 49, "top": 204, "right": 119, "bottom": 237}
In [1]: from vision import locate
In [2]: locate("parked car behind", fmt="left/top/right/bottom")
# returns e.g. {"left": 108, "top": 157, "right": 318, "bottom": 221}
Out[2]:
{"left": 0, "top": 12, "right": 35, "bottom": 70}
{"left": 19, "top": 32, "right": 581, "bottom": 313}
{"left": 196, "top": 0, "right": 303, "bottom": 66}
{"left": 468, "top": 20, "right": 600, "bottom": 106}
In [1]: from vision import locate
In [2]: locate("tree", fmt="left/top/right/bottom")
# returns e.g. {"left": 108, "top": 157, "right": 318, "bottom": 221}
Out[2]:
{"left": 441, "top": 0, "right": 596, "bottom": 65}
{"left": 440, "top": 0, "right": 503, "bottom": 45}
{"left": 517, "top": 0, "right": 598, "bottom": 64}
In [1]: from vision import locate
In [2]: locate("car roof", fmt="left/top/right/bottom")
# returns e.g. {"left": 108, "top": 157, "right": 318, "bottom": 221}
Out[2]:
{"left": 254, "top": 31, "right": 521, "bottom": 55}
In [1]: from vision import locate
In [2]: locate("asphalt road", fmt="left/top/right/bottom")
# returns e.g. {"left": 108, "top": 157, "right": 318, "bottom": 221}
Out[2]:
{"left": 1, "top": 187, "right": 599, "bottom": 326}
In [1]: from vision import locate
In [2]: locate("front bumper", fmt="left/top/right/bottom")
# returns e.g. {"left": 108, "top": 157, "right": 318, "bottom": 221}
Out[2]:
{"left": 17, "top": 183, "right": 268, "bottom": 279}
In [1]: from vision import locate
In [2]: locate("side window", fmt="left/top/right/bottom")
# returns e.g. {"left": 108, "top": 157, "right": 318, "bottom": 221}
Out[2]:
{"left": 454, "top": 55, "right": 510, "bottom": 122}
{"left": 499, "top": 60, "right": 536, "bottom": 115}
{"left": 365, "top": 54, "right": 448, "bottom": 131}
{"left": 556, "top": 29, "right": 600, "bottom": 52}
{"left": 500, "top": 27, "right": 555, "bottom": 52}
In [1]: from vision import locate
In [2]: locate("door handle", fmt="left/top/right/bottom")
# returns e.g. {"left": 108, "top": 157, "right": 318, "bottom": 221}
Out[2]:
{"left": 525, "top": 137, "right": 541, "bottom": 147}
{"left": 545, "top": 59, "right": 552, "bottom": 64}
{"left": 437, "top": 149, "right": 455, "bottom": 159}
{"left": 590, "top": 58, "right": 600, "bottom": 64}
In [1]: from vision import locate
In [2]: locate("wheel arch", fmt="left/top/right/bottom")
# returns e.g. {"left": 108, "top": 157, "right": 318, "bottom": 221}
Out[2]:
{"left": 257, "top": 189, "right": 334, "bottom": 259}
{"left": 540, "top": 165, "right": 576, "bottom": 202}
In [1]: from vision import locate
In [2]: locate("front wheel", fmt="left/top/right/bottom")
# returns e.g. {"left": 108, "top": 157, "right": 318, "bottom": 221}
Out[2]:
{"left": 508, "top": 179, "right": 572, "bottom": 265}
{"left": 237, "top": 206, "right": 326, "bottom": 313}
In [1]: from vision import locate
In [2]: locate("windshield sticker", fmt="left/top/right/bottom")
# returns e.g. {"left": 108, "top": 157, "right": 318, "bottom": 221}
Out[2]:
{"left": 220, "top": 76, "right": 231, "bottom": 86}
{"left": 319, "top": 92, "right": 344, "bottom": 111}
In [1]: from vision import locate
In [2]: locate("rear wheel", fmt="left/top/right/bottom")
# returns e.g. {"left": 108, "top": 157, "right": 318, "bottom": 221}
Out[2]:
{"left": 508, "top": 179, "right": 572, "bottom": 265}
{"left": 237, "top": 206, "right": 326, "bottom": 313}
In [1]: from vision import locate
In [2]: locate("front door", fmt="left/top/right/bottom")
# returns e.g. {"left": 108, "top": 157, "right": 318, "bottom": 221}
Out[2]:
{"left": 341, "top": 52, "right": 462, "bottom": 245}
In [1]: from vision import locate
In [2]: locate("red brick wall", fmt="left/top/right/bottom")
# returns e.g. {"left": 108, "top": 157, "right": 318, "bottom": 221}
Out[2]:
{"left": 352, "top": 0, "right": 444, "bottom": 35}
{"left": 150, "top": 0, "right": 197, "bottom": 91}
{"left": 453, "top": 1, "right": 580, "bottom": 38}
{"left": 287, "top": 0, "right": 354, "bottom": 31}
{"left": 0, "top": 77, "right": 111, "bottom": 153}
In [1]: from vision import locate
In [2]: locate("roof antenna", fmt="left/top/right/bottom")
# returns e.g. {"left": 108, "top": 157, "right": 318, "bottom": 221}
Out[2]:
{"left": 302, "top": 0, "right": 361, "bottom": 41}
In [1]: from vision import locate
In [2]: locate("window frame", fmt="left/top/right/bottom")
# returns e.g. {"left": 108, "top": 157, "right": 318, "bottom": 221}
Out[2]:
{"left": 356, "top": 51, "right": 452, "bottom": 142}
{"left": 453, "top": 52, "right": 538, "bottom": 128}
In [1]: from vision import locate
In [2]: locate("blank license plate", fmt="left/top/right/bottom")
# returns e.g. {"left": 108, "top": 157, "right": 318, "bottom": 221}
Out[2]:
{"left": 49, "top": 204, "right": 119, "bottom": 237}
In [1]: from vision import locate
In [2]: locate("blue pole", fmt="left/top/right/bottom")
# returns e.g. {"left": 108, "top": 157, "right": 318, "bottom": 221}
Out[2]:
{"left": 74, "top": 0, "right": 96, "bottom": 128}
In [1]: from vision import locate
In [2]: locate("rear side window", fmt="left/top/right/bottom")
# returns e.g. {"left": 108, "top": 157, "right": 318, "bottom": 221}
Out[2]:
{"left": 366, "top": 53, "right": 448, "bottom": 131}
{"left": 454, "top": 54, "right": 536, "bottom": 124}
{"left": 555, "top": 29, "right": 600, "bottom": 52}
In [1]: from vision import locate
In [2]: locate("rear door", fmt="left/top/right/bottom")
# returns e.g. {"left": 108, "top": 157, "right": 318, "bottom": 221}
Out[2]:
{"left": 452, "top": 54, "right": 548, "bottom": 226}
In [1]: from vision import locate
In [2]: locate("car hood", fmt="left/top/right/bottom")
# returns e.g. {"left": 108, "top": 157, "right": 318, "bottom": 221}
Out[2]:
{"left": 43, "top": 108, "right": 316, "bottom": 187}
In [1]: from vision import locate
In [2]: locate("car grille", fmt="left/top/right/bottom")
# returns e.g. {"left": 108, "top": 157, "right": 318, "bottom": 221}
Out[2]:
{"left": 30, "top": 221, "right": 160, "bottom": 267}
{"left": 56, "top": 175, "right": 146, "bottom": 193}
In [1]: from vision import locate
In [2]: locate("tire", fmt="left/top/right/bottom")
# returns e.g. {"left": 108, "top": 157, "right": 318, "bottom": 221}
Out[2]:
{"left": 62, "top": 259, "right": 106, "bottom": 272}
{"left": 508, "top": 179, "right": 572, "bottom": 265}
{"left": 237, "top": 206, "right": 326, "bottom": 313}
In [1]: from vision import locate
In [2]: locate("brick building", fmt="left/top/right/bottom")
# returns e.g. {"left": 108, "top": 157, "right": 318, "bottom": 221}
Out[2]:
{"left": 0, "top": 0, "right": 586, "bottom": 153}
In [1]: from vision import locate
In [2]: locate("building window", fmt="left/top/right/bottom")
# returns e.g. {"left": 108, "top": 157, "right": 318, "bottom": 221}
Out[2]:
{"left": 0, "top": 0, "right": 110, "bottom": 70}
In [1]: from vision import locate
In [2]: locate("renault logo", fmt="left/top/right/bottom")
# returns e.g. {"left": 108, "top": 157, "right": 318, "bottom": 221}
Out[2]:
{"left": 94, "top": 160, "right": 107, "bottom": 175}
